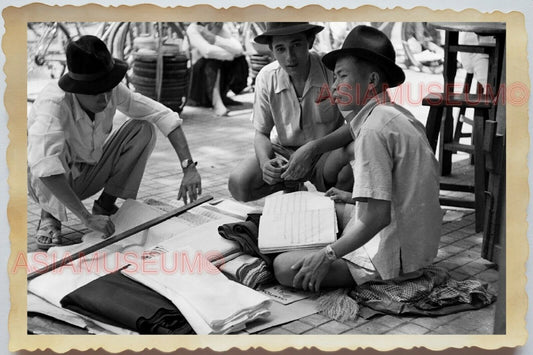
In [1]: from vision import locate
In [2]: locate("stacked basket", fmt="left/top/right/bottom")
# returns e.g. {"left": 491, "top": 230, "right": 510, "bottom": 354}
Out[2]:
{"left": 249, "top": 53, "right": 273, "bottom": 87}
{"left": 130, "top": 37, "right": 190, "bottom": 113}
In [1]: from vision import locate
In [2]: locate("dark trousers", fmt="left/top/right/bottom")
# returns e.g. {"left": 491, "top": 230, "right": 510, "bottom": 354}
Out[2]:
{"left": 189, "top": 55, "right": 248, "bottom": 107}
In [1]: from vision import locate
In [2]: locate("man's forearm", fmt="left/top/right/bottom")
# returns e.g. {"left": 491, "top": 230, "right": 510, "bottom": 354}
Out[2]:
{"left": 311, "top": 124, "right": 352, "bottom": 155}
{"left": 40, "top": 174, "right": 91, "bottom": 222}
{"left": 330, "top": 199, "right": 391, "bottom": 258}
{"left": 168, "top": 126, "right": 195, "bottom": 170}
{"left": 254, "top": 131, "right": 275, "bottom": 167}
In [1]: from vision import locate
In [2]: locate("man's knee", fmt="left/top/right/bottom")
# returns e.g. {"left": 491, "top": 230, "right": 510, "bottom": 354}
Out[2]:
{"left": 228, "top": 169, "right": 249, "bottom": 202}
{"left": 273, "top": 253, "right": 296, "bottom": 287}
{"left": 123, "top": 120, "right": 156, "bottom": 150}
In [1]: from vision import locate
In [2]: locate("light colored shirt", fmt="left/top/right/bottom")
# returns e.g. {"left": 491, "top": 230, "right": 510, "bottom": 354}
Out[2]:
{"left": 344, "top": 93, "right": 442, "bottom": 280}
{"left": 252, "top": 52, "right": 343, "bottom": 148}
{"left": 186, "top": 23, "right": 244, "bottom": 63}
{"left": 27, "top": 82, "right": 182, "bottom": 217}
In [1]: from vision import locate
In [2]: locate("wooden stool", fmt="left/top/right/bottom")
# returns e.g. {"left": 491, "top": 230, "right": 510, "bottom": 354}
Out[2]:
{"left": 423, "top": 92, "right": 493, "bottom": 232}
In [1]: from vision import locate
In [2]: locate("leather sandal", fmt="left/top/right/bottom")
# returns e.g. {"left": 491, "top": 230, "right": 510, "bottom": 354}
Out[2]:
{"left": 35, "top": 217, "right": 62, "bottom": 250}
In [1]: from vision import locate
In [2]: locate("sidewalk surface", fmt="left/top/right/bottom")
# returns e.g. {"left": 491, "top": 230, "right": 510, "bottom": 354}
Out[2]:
{"left": 26, "top": 66, "right": 499, "bottom": 335}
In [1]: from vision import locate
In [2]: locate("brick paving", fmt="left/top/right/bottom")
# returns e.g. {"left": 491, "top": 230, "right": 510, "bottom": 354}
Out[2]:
{"left": 26, "top": 68, "right": 500, "bottom": 335}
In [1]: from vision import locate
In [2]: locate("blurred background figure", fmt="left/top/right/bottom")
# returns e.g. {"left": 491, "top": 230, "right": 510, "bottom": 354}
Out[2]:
{"left": 186, "top": 22, "right": 249, "bottom": 116}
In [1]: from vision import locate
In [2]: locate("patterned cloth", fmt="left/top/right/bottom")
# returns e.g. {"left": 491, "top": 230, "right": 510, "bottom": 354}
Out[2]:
{"left": 348, "top": 266, "right": 496, "bottom": 317}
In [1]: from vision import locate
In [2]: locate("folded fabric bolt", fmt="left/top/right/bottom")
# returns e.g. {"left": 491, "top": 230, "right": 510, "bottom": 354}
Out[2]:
{"left": 217, "top": 220, "right": 272, "bottom": 267}
{"left": 220, "top": 254, "right": 274, "bottom": 289}
{"left": 122, "top": 246, "right": 271, "bottom": 334}
{"left": 60, "top": 270, "right": 193, "bottom": 334}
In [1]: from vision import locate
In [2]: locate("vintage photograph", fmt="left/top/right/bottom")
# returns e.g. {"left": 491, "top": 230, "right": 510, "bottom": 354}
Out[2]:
{"left": 23, "top": 19, "right": 506, "bottom": 338}
{"left": 4, "top": 1, "right": 530, "bottom": 351}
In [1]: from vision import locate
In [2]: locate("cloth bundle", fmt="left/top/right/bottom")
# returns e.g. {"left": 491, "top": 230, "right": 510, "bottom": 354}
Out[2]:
{"left": 350, "top": 266, "right": 496, "bottom": 316}
{"left": 318, "top": 266, "right": 496, "bottom": 321}
{"left": 122, "top": 246, "right": 271, "bottom": 334}
{"left": 60, "top": 270, "right": 193, "bottom": 334}
{"left": 217, "top": 219, "right": 272, "bottom": 267}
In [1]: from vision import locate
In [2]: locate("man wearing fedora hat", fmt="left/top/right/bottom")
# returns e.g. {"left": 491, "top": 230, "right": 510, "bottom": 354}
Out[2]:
{"left": 228, "top": 22, "right": 355, "bottom": 202}
{"left": 28, "top": 35, "right": 202, "bottom": 250}
{"left": 273, "top": 26, "right": 442, "bottom": 291}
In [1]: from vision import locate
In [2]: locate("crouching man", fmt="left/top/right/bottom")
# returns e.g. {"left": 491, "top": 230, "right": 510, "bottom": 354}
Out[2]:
{"left": 28, "top": 35, "right": 202, "bottom": 250}
{"left": 228, "top": 22, "right": 354, "bottom": 202}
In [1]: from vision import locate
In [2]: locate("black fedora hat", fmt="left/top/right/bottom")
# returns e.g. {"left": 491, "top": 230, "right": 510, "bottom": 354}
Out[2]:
{"left": 254, "top": 22, "right": 324, "bottom": 45}
{"left": 322, "top": 25, "right": 405, "bottom": 88}
{"left": 58, "top": 35, "right": 128, "bottom": 95}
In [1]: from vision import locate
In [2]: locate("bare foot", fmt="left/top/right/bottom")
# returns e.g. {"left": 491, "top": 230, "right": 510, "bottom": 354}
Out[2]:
{"left": 214, "top": 104, "right": 229, "bottom": 117}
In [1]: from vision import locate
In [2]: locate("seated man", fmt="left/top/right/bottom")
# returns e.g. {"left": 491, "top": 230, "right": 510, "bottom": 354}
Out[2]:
{"left": 273, "top": 26, "right": 442, "bottom": 291}
{"left": 28, "top": 35, "right": 202, "bottom": 250}
{"left": 186, "top": 22, "right": 248, "bottom": 116}
{"left": 228, "top": 22, "right": 354, "bottom": 202}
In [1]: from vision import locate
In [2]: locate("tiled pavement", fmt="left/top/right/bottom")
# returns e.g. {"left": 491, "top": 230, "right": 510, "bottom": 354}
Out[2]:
{"left": 26, "top": 69, "right": 500, "bottom": 335}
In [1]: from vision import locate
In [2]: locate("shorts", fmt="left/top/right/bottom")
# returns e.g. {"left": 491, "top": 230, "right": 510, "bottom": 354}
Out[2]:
{"left": 337, "top": 203, "right": 381, "bottom": 285}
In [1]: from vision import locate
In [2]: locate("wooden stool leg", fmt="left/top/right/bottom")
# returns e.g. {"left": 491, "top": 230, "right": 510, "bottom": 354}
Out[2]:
{"left": 473, "top": 108, "right": 489, "bottom": 232}
{"left": 441, "top": 107, "right": 454, "bottom": 176}
{"left": 425, "top": 106, "right": 443, "bottom": 153}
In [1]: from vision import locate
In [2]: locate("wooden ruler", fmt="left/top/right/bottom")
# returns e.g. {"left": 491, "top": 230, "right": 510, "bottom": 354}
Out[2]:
{"left": 27, "top": 195, "right": 213, "bottom": 280}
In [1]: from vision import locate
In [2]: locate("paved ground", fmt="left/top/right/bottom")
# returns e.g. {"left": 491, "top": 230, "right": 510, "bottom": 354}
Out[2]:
{"left": 26, "top": 65, "right": 499, "bottom": 335}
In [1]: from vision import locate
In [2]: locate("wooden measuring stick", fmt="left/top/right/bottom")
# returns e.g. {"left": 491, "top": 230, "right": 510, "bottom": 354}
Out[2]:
{"left": 27, "top": 195, "right": 213, "bottom": 281}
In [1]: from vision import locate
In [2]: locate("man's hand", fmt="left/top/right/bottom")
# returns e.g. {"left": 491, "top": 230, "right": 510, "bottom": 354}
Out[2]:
{"left": 261, "top": 157, "right": 287, "bottom": 185}
{"left": 178, "top": 168, "right": 202, "bottom": 205}
{"left": 291, "top": 249, "right": 333, "bottom": 292}
{"left": 280, "top": 142, "right": 317, "bottom": 181}
{"left": 84, "top": 214, "right": 115, "bottom": 237}
{"left": 325, "top": 187, "right": 354, "bottom": 204}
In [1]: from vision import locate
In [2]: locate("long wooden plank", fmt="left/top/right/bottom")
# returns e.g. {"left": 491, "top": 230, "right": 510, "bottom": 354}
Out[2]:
{"left": 27, "top": 195, "right": 213, "bottom": 280}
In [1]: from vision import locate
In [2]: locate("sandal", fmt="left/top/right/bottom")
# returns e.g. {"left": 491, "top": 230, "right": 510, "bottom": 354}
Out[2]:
{"left": 92, "top": 200, "right": 119, "bottom": 216}
{"left": 35, "top": 216, "right": 62, "bottom": 250}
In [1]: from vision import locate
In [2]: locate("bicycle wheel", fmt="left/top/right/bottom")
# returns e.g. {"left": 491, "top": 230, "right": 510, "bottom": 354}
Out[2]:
{"left": 27, "top": 22, "right": 71, "bottom": 78}
{"left": 400, "top": 22, "right": 444, "bottom": 74}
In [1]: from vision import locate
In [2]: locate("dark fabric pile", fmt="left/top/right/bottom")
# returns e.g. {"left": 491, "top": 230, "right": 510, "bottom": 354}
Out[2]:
{"left": 60, "top": 270, "right": 193, "bottom": 334}
{"left": 217, "top": 214, "right": 272, "bottom": 268}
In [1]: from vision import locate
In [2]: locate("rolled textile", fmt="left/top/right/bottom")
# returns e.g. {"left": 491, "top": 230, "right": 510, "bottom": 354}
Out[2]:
{"left": 220, "top": 254, "right": 273, "bottom": 289}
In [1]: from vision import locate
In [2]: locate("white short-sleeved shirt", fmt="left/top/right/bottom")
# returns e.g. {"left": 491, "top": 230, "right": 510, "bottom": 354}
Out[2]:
{"left": 252, "top": 52, "right": 343, "bottom": 148}
{"left": 344, "top": 93, "right": 442, "bottom": 280}
{"left": 27, "top": 82, "right": 182, "bottom": 217}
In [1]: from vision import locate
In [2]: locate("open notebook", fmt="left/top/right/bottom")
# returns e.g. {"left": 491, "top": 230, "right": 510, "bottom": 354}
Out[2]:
{"left": 258, "top": 191, "right": 338, "bottom": 253}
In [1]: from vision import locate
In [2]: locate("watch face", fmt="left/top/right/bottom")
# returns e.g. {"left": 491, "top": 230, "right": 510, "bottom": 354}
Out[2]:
{"left": 182, "top": 159, "right": 190, "bottom": 168}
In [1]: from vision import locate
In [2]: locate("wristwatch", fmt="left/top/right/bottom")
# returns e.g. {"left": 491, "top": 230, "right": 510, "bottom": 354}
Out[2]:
{"left": 181, "top": 158, "right": 197, "bottom": 169}
{"left": 324, "top": 244, "right": 338, "bottom": 261}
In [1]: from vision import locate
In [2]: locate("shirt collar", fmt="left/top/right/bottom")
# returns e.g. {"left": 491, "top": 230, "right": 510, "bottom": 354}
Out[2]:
{"left": 71, "top": 93, "right": 89, "bottom": 122}
{"left": 349, "top": 91, "right": 391, "bottom": 136}
{"left": 274, "top": 53, "right": 324, "bottom": 95}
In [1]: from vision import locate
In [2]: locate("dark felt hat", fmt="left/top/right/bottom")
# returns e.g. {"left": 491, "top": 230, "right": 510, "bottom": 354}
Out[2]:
{"left": 254, "top": 22, "right": 324, "bottom": 45}
{"left": 58, "top": 35, "right": 128, "bottom": 95}
{"left": 322, "top": 25, "right": 405, "bottom": 87}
